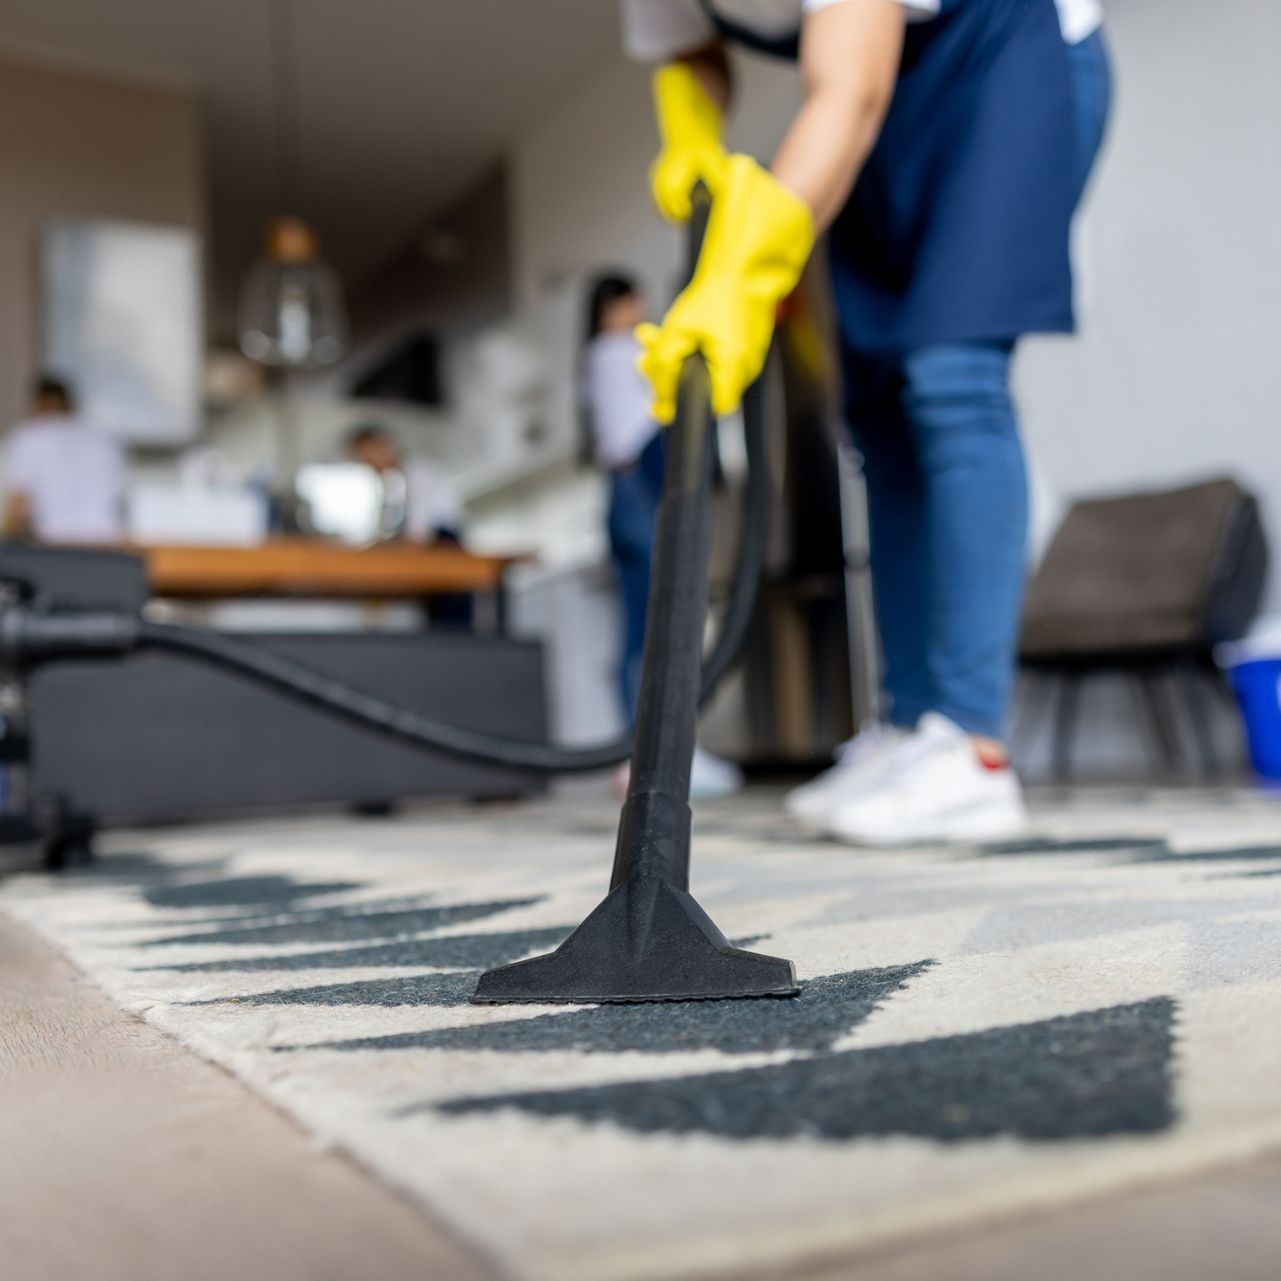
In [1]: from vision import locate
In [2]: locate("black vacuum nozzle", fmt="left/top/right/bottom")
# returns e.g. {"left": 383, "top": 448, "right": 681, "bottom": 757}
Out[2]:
{"left": 474, "top": 789, "right": 797, "bottom": 1004}
{"left": 475, "top": 280, "right": 800, "bottom": 1004}
{"left": 472, "top": 874, "right": 796, "bottom": 1004}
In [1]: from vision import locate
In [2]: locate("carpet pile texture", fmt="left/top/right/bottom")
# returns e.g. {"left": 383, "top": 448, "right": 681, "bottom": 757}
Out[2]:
{"left": 3, "top": 785, "right": 1280, "bottom": 1280}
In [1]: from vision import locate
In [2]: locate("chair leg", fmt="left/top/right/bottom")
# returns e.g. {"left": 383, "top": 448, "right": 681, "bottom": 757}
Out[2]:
{"left": 1176, "top": 658, "right": 1220, "bottom": 779}
{"left": 1052, "top": 673, "right": 1081, "bottom": 782}
{"left": 1208, "top": 661, "right": 1240, "bottom": 709}
{"left": 1013, "top": 669, "right": 1052, "bottom": 763}
{"left": 1138, "top": 669, "right": 1182, "bottom": 778}
{"left": 1128, "top": 676, "right": 1163, "bottom": 777}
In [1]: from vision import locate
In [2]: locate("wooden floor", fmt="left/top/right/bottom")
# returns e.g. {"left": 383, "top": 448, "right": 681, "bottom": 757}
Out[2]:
{"left": 752, "top": 1158, "right": 1281, "bottom": 1281}
{"left": 0, "top": 916, "right": 494, "bottom": 1281}
{"left": 3, "top": 913, "right": 1279, "bottom": 1281}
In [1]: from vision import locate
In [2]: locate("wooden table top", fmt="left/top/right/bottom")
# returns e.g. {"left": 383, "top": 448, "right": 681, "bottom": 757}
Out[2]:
{"left": 141, "top": 540, "right": 524, "bottom": 600}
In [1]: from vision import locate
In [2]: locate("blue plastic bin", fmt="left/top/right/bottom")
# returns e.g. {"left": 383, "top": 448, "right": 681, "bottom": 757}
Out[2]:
{"left": 1229, "top": 657, "right": 1281, "bottom": 781}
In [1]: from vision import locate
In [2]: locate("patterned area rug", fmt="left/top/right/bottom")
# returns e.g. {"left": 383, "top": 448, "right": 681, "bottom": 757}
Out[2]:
{"left": 4, "top": 785, "right": 1281, "bottom": 1281}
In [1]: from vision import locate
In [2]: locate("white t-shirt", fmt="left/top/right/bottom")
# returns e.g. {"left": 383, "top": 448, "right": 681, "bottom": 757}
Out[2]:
{"left": 583, "top": 332, "right": 658, "bottom": 470}
{"left": 621, "top": 0, "right": 1103, "bottom": 59}
{"left": 403, "top": 458, "right": 464, "bottom": 542}
{"left": 4, "top": 414, "right": 126, "bottom": 544}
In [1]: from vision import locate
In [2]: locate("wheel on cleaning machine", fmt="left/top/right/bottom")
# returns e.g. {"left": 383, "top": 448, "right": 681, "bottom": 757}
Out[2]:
{"left": 36, "top": 795, "right": 97, "bottom": 871}
{"left": 44, "top": 834, "right": 95, "bottom": 871}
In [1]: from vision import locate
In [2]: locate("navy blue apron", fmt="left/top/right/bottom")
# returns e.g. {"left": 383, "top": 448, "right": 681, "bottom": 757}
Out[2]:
{"left": 698, "top": 0, "right": 1078, "bottom": 352}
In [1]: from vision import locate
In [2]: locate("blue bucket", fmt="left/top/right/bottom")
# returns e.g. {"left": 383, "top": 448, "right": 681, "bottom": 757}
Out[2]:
{"left": 1230, "top": 657, "right": 1281, "bottom": 781}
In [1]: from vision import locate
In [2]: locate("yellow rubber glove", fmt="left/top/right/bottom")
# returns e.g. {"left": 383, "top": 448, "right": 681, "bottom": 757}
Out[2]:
{"left": 650, "top": 63, "right": 729, "bottom": 223}
{"left": 636, "top": 154, "right": 815, "bottom": 424}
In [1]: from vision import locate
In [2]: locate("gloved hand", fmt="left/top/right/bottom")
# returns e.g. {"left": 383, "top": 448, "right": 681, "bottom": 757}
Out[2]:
{"left": 650, "top": 63, "right": 729, "bottom": 223}
{"left": 636, "top": 154, "right": 815, "bottom": 423}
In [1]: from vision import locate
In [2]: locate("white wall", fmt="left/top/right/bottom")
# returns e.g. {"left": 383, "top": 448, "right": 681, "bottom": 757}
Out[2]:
{"left": 0, "top": 57, "right": 204, "bottom": 434}
{"left": 207, "top": 395, "right": 459, "bottom": 481}
{"left": 1017, "top": 0, "right": 1281, "bottom": 610}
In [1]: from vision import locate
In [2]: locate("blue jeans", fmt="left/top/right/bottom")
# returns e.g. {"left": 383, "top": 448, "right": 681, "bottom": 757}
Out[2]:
{"left": 845, "top": 30, "right": 1111, "bottom": 739}
{"left": 846, "top": 341, "right": 1026, "bottom": 738}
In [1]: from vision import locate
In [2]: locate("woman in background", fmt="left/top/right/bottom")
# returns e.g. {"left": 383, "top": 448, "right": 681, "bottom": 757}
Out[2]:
{"left": 581, "top": 271, "right": 742, "bottom": 799}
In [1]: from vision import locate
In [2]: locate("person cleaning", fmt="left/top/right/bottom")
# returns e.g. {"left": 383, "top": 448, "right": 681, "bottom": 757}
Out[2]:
{"left": 581, "top": 270, "right": 744, "bottom": 800}
{"left": 621, "top": 0, "right": 1110, "bottom": 844}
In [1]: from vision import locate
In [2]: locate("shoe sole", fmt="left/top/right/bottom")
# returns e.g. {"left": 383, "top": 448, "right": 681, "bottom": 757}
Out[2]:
{"left": 784, "top": 799, "right": 838, "bottom": 831}
{"left": 826, "top": 801, "right": 1029, "bottom": 849}
{"left": 785, "top": 781, "right": 888, "bottom": 831}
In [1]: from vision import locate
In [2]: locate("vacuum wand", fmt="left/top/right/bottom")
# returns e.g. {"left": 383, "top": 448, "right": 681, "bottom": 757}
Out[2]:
{"left": 610, "top": 351, "right": 715, "bottom": 893}
{"left": 473, "top": 185, "right": 799, "bottom": 1003}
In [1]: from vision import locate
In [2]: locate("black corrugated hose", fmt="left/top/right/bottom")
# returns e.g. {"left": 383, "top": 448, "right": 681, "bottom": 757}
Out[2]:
{"left": 131, "top": 371, "right": 767, "bottom": 774}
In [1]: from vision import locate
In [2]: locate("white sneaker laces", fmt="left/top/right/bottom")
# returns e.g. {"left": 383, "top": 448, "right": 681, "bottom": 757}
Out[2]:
{"left": 873, "top": 727, "right": 962, "bottom": 790}
{"left": 835, "top": 724, "right": 895, "bottom": 766}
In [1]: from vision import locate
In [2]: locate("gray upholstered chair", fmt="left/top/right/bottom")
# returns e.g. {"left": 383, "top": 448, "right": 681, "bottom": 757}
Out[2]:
{"left": 1018, "top": 477, "right": 1268, "bottom": 779}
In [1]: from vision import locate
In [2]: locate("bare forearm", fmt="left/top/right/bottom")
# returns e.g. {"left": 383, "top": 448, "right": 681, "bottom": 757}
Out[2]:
{"left": 773, "top": 86, "right": 887, "bottom": 230}
{"left": 772, "top": 1, "right": 904, "bottom": 232}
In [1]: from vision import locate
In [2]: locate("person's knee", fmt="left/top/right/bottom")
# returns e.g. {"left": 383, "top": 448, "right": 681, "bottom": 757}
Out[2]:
{"left": 901, "top": 343, "right": 1015, "bottom": 436}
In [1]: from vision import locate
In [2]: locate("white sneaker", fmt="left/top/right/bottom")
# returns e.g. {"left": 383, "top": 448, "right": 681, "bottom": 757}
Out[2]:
{"left": 690, "top": 745, "right": 744, "bottom": 801}
{"left": 784, "top": 723, "right": 910, "bottom": 829}
{"left": 824, "top": 713, "right": 1027, "bottom": 847}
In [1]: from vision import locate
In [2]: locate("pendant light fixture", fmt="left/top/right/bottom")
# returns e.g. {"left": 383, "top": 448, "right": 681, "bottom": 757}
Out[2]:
{"left": 238, "top": 0, "right": 348, "bottom": 369}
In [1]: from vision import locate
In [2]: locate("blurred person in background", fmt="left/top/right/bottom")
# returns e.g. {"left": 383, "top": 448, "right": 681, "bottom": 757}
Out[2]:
{"left": 345, "top": 423, "right": 472, "bottom": 629}
{"left": 622, "top": 0, "right": 1109, "bottom": 844}
{"left": 345, "top": 423, "right": 464, "bottom": 546}
{"left": 3, "top": 374, "right": 126, "bottom": 544}
{"left": 582, "top": 270, "right": 743, "bottom": 800}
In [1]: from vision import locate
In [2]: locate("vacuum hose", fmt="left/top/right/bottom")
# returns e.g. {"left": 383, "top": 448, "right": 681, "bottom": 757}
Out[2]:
{"left": 0, "top": 190, "right": 770, "bottom": 776}
{"left": 0, "top": 375, "right": 769, "bottom": 777}
{"left": 150, "top": 388, "right": 761, "bottom": 775}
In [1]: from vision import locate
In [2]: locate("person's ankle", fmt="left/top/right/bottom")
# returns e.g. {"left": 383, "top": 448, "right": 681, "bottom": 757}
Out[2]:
{"left": 968, "top": 735, "right": 1009, "bottom": 770}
